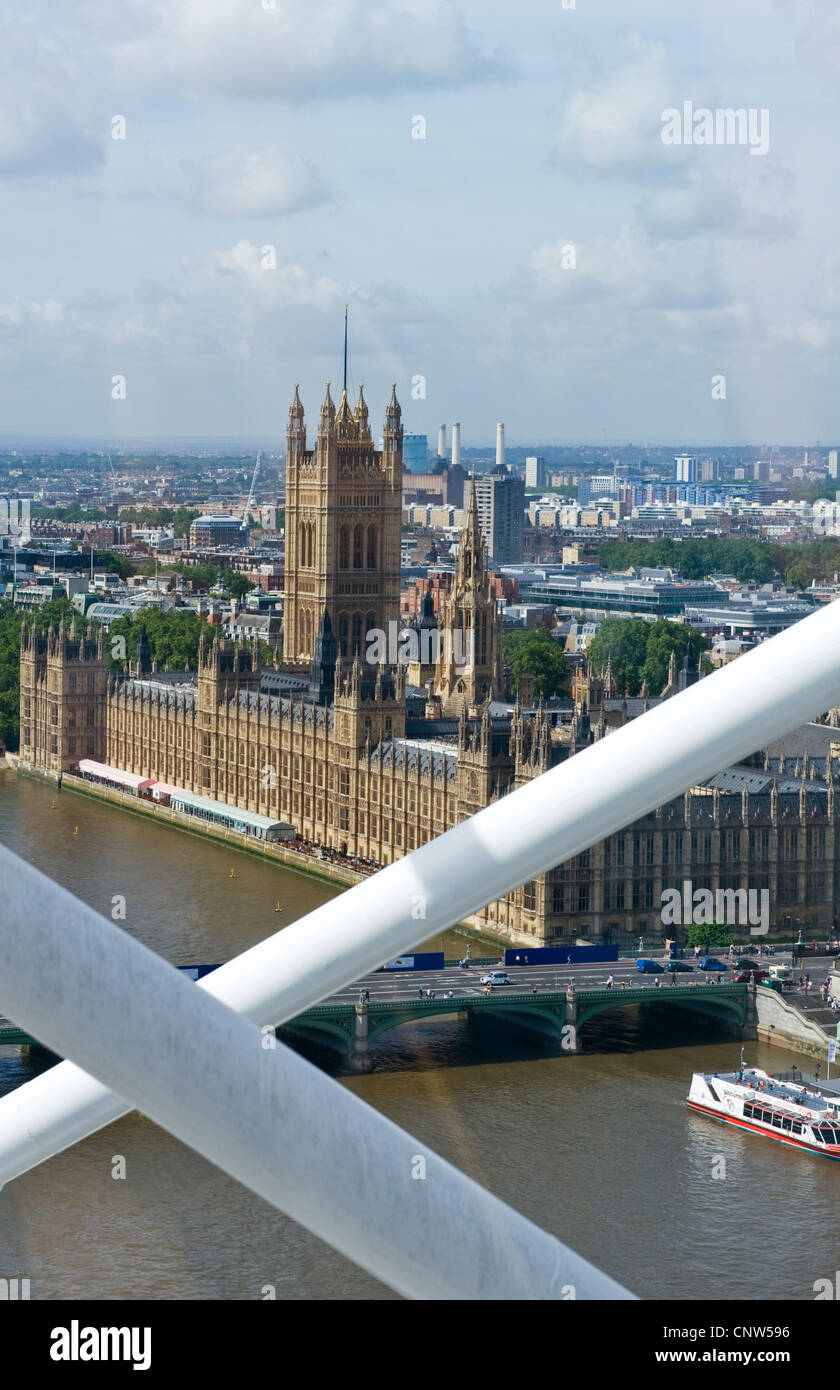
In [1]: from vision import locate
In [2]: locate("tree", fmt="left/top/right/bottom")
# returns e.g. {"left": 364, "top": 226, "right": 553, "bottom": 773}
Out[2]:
{"left": 685, "top": 922, "right": 731, "bottom": 950}
{"left": 222, "top": 570, "right": 255, "bottom": 602}
{"left": 96, "top": 551, "right": 136, "bottom": 581}
{"left": 503, "top": 627, "right": 568, "bottom": 697}
{"left": 586, "top": 618, "right": 650, "bottom": 694}
{"left": 588, "top": 617, "right": 707, "bottom": 697}
{"left": 104, "top": 607, "right": 216, "bottom": 673}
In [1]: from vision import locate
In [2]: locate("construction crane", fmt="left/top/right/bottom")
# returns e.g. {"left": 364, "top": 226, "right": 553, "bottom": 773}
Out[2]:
{"left": 243, "top": 450, "right": 261, "bottom": 527}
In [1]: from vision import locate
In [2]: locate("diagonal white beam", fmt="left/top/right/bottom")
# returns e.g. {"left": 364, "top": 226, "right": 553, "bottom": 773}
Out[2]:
{"left": 2, "top": 598, "right": 840, "bottom": 1187}
{"left": 0, "top": 848, "right": 633, "bottom": 1300}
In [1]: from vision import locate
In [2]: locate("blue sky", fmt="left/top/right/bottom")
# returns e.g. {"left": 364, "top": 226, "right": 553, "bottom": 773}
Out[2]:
{"left": 1, "top": 0, "right": 838, "bottom": 445}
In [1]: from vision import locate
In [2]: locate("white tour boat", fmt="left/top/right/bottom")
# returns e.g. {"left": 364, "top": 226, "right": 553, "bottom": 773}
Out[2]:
{"left": 687, "top": 1058, "right": 840, "bottom": 1160}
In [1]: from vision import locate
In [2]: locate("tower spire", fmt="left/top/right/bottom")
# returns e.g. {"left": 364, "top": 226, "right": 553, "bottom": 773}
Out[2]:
{"left": 343, "top": 304, "right": 348, "bottom": 395}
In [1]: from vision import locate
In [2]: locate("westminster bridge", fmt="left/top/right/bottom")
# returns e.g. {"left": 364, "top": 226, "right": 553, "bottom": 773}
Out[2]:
{"left": 0, "top": 964, "right": 754, "bottom": 1069}
{"left": 282, "top": 976, "right": 753, "bottom": 1071}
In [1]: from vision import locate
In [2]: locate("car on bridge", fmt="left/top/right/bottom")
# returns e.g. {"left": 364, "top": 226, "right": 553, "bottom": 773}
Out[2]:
{"left": 733, "top": 965, "right": 769, "bottom": 983}
{"left": 636, "top": 959, "right": 664, "bottom": 974}
{"left": 479, "top": 970, "right": 511, "bottom": 986}
{"left": 664, "top": 961, "right": 694, "bottom": 973}
{"left": 699, "top": 957, "right": 728, "bottom": 972}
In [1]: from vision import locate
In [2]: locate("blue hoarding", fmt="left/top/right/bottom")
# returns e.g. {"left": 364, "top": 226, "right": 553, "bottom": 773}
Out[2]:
{"left": 503, "top": 946, "right": 618, "bottom": 966}
{"left": 377, "top": 953, "right": 445, "bottom": 972}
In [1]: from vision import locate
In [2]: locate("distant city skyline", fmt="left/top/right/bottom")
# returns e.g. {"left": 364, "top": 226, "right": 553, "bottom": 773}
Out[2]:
{"left": 2, "top": 1, "right": 840, "bottom": 443}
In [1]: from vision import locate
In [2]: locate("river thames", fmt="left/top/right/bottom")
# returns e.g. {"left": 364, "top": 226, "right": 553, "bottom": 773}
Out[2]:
{"left": 0, "top": 771, "right": 835, "bottom": 1301}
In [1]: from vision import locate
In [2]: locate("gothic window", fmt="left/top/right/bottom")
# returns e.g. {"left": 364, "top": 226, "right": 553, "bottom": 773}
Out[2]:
{"left": 807, "top": 826, "right": 826, "bottom": 860}
{"left": 339, "top": 526, "right": 349, "bottom": 569}
{"left": 338, "top": 613, "right": 349, "bottom": 658}
{"left": 353, "top": 524, "right": 363, "bottom": 569}
{"left": 352, "top": 613, "right": 363, "bottom": 650}
{"left": 366, "top": 525, "right": 377, "bottom": 569}
{"left": 523, "top": 881, "right": 536, "bottom": 911}
{"left": 68, "top": 676, "right": 76, "bottom": 693}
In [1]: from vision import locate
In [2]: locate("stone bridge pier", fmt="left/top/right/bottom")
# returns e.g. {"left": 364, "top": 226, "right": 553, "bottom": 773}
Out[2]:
{"left": 350, "top": 1000, "right": 374, "bottom": 1073}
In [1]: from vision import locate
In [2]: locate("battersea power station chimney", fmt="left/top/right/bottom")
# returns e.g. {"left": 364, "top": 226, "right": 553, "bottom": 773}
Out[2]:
{"left": 496, "top": 422, "right": 505, "bottom": 470}
{"left": 451, "top": 422, "right": 461, "bottom": 469}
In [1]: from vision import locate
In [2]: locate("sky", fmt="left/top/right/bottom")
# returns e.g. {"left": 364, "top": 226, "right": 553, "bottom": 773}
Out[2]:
{"left": 1, "top": 0, "right": 839, "bottom": 447}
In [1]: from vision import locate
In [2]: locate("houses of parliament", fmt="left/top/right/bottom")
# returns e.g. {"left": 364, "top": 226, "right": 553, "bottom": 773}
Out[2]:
{"left": 17, "top": 383, "right": 840, "bottom": 945}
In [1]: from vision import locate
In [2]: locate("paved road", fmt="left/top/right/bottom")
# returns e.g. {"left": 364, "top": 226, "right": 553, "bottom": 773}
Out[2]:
{"left": 322, "top": 952, "right": 833, "bottom": 1007}
{"left": 4, "top": 953, "right": 838, "bottom": 1033}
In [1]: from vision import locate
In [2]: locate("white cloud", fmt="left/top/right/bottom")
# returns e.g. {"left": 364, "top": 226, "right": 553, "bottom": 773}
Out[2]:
{"left": 180, "top": 148, "right": 330, "bottom": 218}
{"left": 554, "top": 33, "right": 675, "bottom": 174}
{"left": 0, "top": 22, "right": 104, "bottom": 177}
{"left": 90, "top": 0, "right": 499, "bottom": 98}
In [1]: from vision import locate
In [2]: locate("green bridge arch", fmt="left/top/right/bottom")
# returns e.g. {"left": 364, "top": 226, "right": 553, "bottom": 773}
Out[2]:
{"left": 285, "top": 984, "right": 750, "bottom": 1060}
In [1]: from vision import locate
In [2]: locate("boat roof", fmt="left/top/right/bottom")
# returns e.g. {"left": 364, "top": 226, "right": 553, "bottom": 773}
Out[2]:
{"left": 700, "top": 1067, "right": 840, "bottom": 1119}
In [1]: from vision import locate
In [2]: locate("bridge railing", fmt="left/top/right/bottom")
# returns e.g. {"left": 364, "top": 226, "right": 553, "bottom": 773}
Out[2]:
{"left": 3, "top": 597, "right": 840, "bottom": 1297}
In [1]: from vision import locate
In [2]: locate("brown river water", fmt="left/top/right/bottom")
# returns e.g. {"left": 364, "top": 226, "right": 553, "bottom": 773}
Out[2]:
{"left": 0, "top": 771, "right": 834, "bottom": 1300}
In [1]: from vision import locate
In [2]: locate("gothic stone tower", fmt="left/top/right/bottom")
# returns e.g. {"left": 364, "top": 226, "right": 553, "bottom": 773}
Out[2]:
{"left": 283, "top": 381, "right": 403, "bottom": 668}
{"left": 434, "top": 483, "right": 504, "bottom": 717}
{"left": 19, "top": 615, "right": 107, "bottom": 774}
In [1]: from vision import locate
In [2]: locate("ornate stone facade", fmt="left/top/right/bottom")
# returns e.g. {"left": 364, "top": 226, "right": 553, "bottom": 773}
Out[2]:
{"left": 16, "top": 380, "right": 840, "bottom": 945}
{"left": 283, "top": 383, "right": 402, "bottom": 668}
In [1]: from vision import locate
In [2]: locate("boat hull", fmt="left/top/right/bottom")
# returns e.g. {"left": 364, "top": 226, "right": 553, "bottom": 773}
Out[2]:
{"left": 687, "top": 1100, "right": 840, "bottom": 1159}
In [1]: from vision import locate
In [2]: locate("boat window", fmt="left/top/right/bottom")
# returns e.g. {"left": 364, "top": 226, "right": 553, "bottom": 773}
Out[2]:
{"left": 792, "top": 1121, "right": 803, "bottom": 1135}
{"left": 771, "top": 1114, "right": 783, "bottom": 1128}
{"left": 743, "top": 1104, "right": 754, "bottom": 1119}
{"left": 813, "top": 1129, "right": 825, "bottom": 1142}
{"left": 782, "top": 1117, "right": 792, "bottom": 1131}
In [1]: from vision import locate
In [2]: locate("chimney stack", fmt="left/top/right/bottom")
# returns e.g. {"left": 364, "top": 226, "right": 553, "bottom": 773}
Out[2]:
{"left": 438, "top": 424, "right": 447, "bottom": 459}
{"left": 496, "top": 422, "right": 505, "bottom": 470}
{"left": 451, "top": 422, "right": 461, "bottom": 469}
